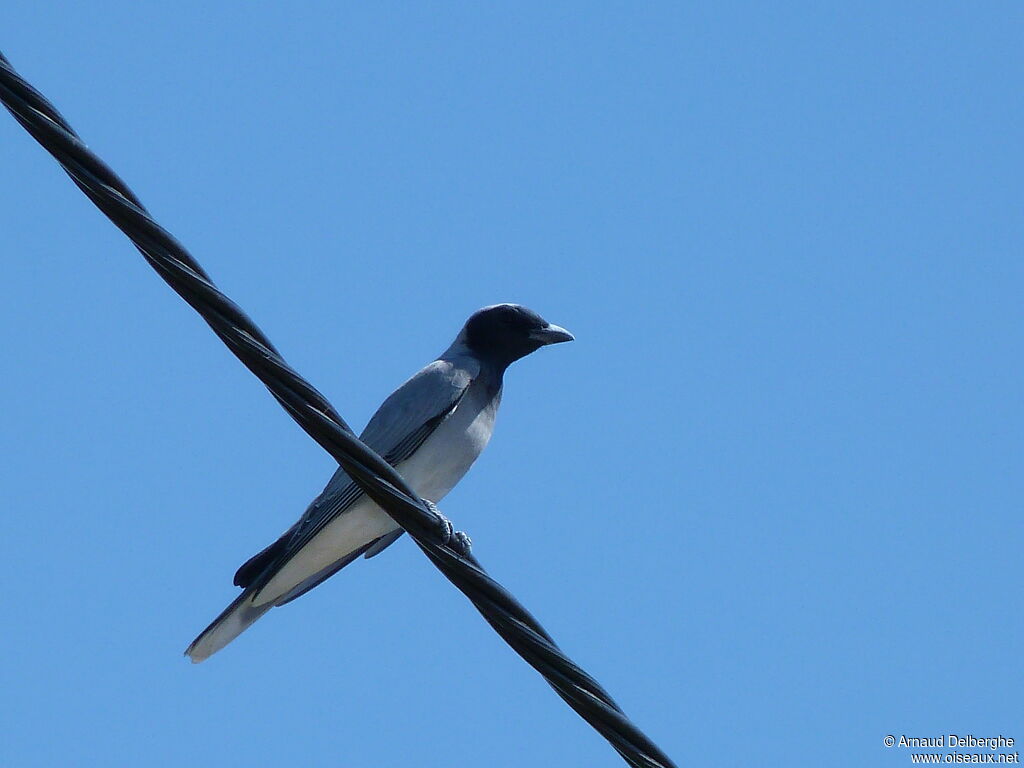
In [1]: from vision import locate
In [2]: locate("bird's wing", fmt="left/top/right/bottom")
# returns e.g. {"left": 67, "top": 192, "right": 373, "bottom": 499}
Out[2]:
{"left": 234, "top": 357, "right": 478, "bottom": 591}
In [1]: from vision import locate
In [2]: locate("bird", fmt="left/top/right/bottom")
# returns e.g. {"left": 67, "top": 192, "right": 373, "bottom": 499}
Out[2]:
{"left": 185, "top": 303, "right": 573, "bottom": 662}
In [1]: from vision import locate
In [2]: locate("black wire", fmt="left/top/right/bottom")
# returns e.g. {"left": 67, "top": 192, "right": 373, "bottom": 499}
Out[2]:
{"left": 0, "top": 51, "right": 677, "bottom": 768}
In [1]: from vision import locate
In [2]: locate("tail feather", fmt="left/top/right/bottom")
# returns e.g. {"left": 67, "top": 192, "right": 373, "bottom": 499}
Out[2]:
{"left": 187, "top": 527, "right": 397, "bottom": 662}
{"left": 185, "top": 590, "right": 272, "bottom": 663}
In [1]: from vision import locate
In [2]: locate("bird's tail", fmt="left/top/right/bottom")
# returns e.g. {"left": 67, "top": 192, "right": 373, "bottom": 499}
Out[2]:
{"left": 185, "top": 590, "right": 272, "bottom": 663}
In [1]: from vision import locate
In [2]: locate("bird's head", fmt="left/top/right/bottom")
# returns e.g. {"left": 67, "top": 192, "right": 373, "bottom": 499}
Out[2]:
{"left": 461, "top": 303, "right": 574, "bottom": 369}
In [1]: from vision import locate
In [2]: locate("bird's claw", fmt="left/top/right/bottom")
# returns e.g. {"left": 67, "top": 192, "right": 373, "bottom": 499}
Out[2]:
{"left": 423, "top": 499, "right": 473, "bottom": 556}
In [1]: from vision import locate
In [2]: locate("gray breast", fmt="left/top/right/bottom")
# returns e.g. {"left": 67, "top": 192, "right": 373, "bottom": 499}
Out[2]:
{"left": 396, "top": 378, "right": 502, "bottom": 503}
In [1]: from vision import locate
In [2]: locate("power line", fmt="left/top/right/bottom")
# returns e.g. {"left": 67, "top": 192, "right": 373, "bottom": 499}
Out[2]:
{"left": 0, "top": 50, "right": 677, "bottom": 768}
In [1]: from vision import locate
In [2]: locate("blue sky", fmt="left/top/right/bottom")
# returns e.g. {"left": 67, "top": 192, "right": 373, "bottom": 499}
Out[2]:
{"left": 1, "top": 3, "right": 1021, "bottom": 767}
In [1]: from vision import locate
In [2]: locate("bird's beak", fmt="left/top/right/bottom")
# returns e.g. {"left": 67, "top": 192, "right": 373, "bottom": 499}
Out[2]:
{"left": 529, "top": 323, "right": 575, "bottom": 345}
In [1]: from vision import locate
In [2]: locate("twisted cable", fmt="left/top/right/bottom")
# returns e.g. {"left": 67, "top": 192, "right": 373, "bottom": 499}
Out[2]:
{"left": 0, "top": 51, "right": 676, "bottom": 768}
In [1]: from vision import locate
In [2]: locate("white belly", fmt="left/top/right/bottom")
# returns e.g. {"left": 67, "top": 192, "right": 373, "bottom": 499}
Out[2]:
{"left": 253, "top": 385, "right": 499, "bottom": 605}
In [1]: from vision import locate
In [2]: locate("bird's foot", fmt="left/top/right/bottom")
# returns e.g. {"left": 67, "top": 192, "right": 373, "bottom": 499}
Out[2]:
{"left": 422, "top": 500, "right": 473, "bottom": 556}
{"left": 453, "top": 530, "right": 472, "bottom": 552}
